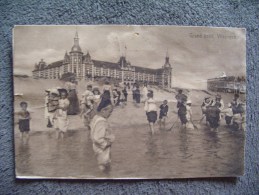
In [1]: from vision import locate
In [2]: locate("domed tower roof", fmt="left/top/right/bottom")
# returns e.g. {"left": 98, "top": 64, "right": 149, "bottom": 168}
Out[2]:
{"left": 118, "top": 56, "right": 127, "bottom": 67}
{"left": 85, "top": 51, "right": 91, "bottom": 59}
{"left": 64, "top": 51, "right": 70, "bottom": 60}
{"left": 38, "top": 59, "right": 47, "bottom": 70}
{"left": 164, "top": 50, "right": 171, "bottom": 68}
{"left": 34, "top": 63, "right": 39, "bottom": 70}
{"left": 70, "top": 31, "right": 82, "bottom": 53}
{"left": 83, "top": 51, "right": 92, "bottom": 63}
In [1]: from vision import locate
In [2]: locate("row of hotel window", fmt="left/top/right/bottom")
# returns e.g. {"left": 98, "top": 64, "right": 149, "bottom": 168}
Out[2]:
{"left": 34, "top": 65, "right": 169, "bottom": 80}
{"left": 34, "top": 71, "right": 164, "bottom": 80}
{"left": 34, "top": 70, "right": 169, "bottom": 82}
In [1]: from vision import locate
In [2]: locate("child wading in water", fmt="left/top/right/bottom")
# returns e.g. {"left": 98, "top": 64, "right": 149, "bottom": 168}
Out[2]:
{"left": 80, "top": 84, "right": 95, "bottom": 128}
{"left": 206, "top": 104, "right": 221, "bottom": 131}
{"left": 200, "top": 97, "right": 212, "bottom": 124}
{"left": 46, "top": 89, "right": 60, "bottom": 128}
{"left": 18, "top": 101, "right": 31, "bottom": 142}
{"left": 159, "top": 100, "right": 168, "bottom": 130}
{"left": 144, "top": 90, "right": 158, "bottom": 135}
{"left": 178, "top": 99, "right": 194, "bottom": 129}
{"left": 185, "top": 100, "right": 194, "bottom": 130}
{"left": 90, "top": 98, "right": 115, "bottom": 172}
{"left": 178, "top": 99, "right": 187, "bottom": 128}
{"left": 222, "top": 103, "right": 233, "bottom": 127}
{"left": 54, "top": 89, "right": 70, "bottom": 139}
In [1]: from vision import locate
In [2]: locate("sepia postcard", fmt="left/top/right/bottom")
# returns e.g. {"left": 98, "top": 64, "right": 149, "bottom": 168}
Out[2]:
{"left": 13, "top": 25, "right": 246, "bottom": 179}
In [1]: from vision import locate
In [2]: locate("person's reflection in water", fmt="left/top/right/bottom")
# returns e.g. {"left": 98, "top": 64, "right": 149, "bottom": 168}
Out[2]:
{"left": 17, "top": 140, "right": 32, "bottom": 175}
{"left": 145, "top": 134, "right": 158, "bottom": 162}
{"left": 203, "top": 129, "right": 220, "bottom": 173}
{"left": 207, "top": 130, "right": 220, "bottom": 149}
{"left": 179, "top": 128, "right": 189, "bottom": 160}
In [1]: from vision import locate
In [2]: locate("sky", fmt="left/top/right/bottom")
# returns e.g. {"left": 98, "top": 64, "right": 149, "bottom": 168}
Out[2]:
{"left": 13, "top": 25, "right": 246, "bottom": 89}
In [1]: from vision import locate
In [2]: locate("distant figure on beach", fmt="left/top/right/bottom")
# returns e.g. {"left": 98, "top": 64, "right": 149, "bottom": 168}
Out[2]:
{"left": 65, "top": 78, "right": 79, "bottom": 115}
{"left": 90, "top": 98, "right": 115, "bottom": 172}
{"left": 159, "top": 100, "right": 169, "bottom": 130}
{"left": 102, "top": 81, "right": 114, "bottom": 105}
{"left": 144, "top": 90, "right": 158, "bottom": 135}
{"left": 135, "top": 85, "right": 141, "bottom": 106}
{"left": 132, "top": 83, "right": 137, "bottom": 102}
{"left": 142, "top": 83, "right": 148, "bottom": 102}
{"left": 122, "top": 87, "right": 128, "bottom": 102}
{"left": 112, "top": 88, "right": 119, "bottom": 106}
{"left": 54, "top": 89, "right": 70, "bottom": 139}
{"left": 116, "top": 85, "right": 124, "bottom": 106}
{"left": 18, "top": 101, "right": 31, "bottom": 142}
{"left": 127, "top": 82, "right": 130, "bottom": 90}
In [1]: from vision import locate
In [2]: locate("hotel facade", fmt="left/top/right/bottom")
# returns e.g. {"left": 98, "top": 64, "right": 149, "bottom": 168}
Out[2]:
{"left": 32, "top": 32, "right": 173, "bottom": 88}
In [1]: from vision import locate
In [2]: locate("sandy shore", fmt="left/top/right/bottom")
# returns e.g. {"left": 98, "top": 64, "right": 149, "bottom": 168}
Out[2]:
{"left": 13, "top": 77, "right": 245, "bottom": 135}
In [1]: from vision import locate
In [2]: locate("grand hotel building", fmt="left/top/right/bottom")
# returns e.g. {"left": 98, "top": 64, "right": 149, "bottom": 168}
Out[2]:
{"left": 32, "top": 32, "right": 173, "bottom": 88}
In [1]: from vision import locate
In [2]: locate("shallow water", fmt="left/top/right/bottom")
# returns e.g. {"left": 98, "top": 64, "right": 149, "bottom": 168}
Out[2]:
{"left": 15, "top": 122, "right": 244, "bottom": 179}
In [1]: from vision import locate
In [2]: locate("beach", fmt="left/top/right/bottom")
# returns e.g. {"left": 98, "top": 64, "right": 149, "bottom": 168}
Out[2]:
{"left": 14, "top": 77, "right": 245, "bottom": 179}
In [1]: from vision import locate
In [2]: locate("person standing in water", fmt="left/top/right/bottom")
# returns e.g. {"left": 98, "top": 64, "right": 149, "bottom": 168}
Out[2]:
{"left": 92, "top": 87, "right": 101, "bottom": 102}
{"left": 177, "top": 99, "right": 188, "bottom": 128}
{"left": 44, "top": 89, "right": 52, "bottom": 128}
{"left": 122, "top": 87, "right": 128, "bottom": 103}
{"left": 206, "top": 103, "right": 221, "bottom": 131}
{"left": 135, "top": 85, "right": 141, "bottom": 107}
{"left": 185, "top": 100, "right": 194, "bottom": 130}
{"left": 102, "top": 81, "right": 114, "bottom": 105}
{"left": 159, "top": 100, "right": 169, "bottom": 130}
{"left": 46, "top": 89, "right": 60, "bottom": 128}
{"left": 65, "top": 78, "right": 79, "bottom": 115}
{"left": 132, "top": 83, "right": 137, "bottom": 102}
{"left": 144, "top": 90, "right": 158, "bottom": 135}
{"left": 17, "top": 101, "right": 31, "bottom": 142}
{"left": 175, "top": 89, "right": 187, "bottom": 109}
{"left": 80, "top": 84, "right": 95, "bottom": 128}
{"left": 231, "top": 94, "right": 245, "bottom": 130}
{"left": 90, "top": 98, "right": 115, "bottom": 172}
{"left": 142, "top": 82, "right": 148, "bottom": 103}
{"left": 54, "top": 89, "right": 70, "bottom": 139}
{"left": 222, "top": 103, "right": 233, "bottom": 127}
{"left": 200, "top": 97, "right": 213, "bottom": 124}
